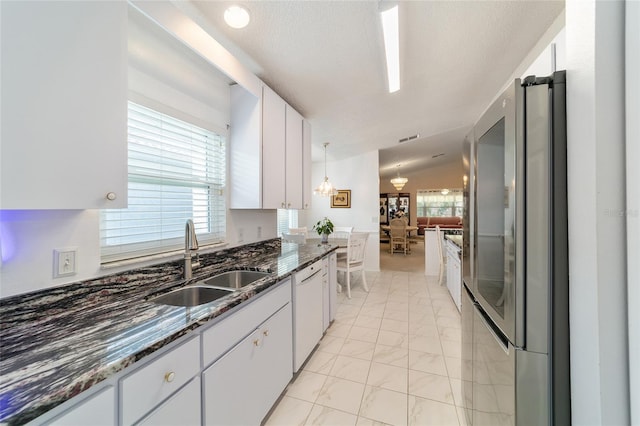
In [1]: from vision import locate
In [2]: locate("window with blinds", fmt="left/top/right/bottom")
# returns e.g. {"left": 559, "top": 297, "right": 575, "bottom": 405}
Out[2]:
{"left": 416, "top": 189, "right": 463, "bottom": 217}
{"left": 277, "top": 209, "right": 298, "bottom": 237}
{"left": 100, "top": 102, "right": 226, "bottom": 263}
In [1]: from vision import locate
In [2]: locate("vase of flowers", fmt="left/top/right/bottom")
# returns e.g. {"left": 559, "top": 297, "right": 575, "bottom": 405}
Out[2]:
{"left": 313, "top": 217, "right": 334, "bottom": 244}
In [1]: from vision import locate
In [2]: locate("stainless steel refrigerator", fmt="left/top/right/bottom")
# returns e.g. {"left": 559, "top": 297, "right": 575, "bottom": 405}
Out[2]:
{"left": 461, "top": 71, "right": 570, "bottom": 425}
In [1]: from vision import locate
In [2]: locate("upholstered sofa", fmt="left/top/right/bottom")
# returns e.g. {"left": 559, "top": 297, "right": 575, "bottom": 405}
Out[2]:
{"left": 417, "top": 216, "right": 463, "bottom": 235}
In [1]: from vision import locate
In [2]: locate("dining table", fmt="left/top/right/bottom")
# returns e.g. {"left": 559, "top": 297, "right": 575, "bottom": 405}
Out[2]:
{"left": 380, "top": 225, "right": 420, "bottom": 254}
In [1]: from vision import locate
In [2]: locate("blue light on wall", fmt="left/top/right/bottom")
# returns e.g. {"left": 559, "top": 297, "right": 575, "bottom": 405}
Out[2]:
{"left": 0, "top": 211, "right": 20, "bottom": 265}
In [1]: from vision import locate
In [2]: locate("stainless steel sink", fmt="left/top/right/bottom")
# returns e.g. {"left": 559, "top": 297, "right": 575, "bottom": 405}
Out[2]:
{"left": 200, "top": 270, "right": 270, "bottom": 289}
{"left": 151, "top": 285, "right": 234, "bottom": 307}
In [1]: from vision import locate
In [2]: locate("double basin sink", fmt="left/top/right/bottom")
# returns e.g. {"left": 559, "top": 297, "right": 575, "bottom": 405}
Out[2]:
{"left": 151, "top": 270, "right": 271, "bottom": 307}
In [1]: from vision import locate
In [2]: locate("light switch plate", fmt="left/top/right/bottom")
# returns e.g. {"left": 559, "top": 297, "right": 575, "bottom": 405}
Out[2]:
{"left": 54, "top": 248, "right": 77, "bottom": 278}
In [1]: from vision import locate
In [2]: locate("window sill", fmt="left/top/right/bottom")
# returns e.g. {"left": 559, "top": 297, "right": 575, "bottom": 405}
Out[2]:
{"left": 100, "top": 242, "right": 229, "bottom": 270}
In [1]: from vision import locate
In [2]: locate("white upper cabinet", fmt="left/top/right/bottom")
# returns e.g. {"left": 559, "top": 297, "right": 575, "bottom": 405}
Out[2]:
{"left": 262, "top": 86, "right": 287, "bottom": 209}
{"left": 0, "top": 1, "right": 128, "bottom": 209}
{"left": 302, "top": 120, "right": 313, "bottom": 209}
{"left": 285, "top": 105, "right": 304, "bottom": 209}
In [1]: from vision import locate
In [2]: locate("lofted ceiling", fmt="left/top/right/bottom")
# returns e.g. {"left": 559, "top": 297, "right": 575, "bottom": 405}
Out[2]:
{"left": 187, "top": 0, "right": 564, "bottom": 178}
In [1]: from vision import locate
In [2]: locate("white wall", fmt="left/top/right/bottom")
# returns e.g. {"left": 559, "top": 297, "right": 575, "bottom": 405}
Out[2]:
{"left": 300, "top": 150, "right": 380, "bottom": 271}
{"left": 626, "top": 2, "right": 640, "bottom": 422}
{"left": 566, "top": 0, "right": 629, "bottom": 424}
{"left": 521, "top": 16, "right": 566, "bottom": 78}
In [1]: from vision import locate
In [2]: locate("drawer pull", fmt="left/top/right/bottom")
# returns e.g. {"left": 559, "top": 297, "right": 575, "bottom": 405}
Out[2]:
{"left": 263, "top": 329, "right": 269, "bottom": 337}
{"left": 253, "top": 339, "right": 261, "bottom": 347}
{"left": 164, "top": 372, "right": 175, "bottom": 383}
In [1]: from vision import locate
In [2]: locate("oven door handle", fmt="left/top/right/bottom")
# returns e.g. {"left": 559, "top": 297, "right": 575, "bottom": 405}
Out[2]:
{"left": 299, "top": 269, "right": 322, "bottom": 285}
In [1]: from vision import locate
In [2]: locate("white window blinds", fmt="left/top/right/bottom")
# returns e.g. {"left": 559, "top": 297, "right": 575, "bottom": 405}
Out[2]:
{"left": 100, "top": 102, "right": 226, "bottom": 263}
{"left": 277, "top": 209, "right": 298, "bottom": 237}
{"left": 416, "top": 189, "right": 463, "bottom": 217}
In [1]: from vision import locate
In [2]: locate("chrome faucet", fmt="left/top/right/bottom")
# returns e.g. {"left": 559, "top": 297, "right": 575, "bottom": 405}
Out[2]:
{"left": 184, "top": 219, "right": 200, "bottom": 279}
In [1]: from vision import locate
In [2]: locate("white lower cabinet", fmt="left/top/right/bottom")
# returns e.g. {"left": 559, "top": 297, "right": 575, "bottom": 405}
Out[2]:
{"left": 31, "top": 279, "right": 299, "bottom": 426}
{"left": 446, "top": 241, "right": 462, "bottom": 312}
{"left": 328, "top": 253, "right": 338, "bottom": 322}
{"left": 138, "top": 377, "right": 201, "bottom": 426}
{"left": 203, "top": 303, "right": 293, "bottom": 425}
{"left": 322, "top": 257, "right": 330, "bottom": 332}
{"left": 49, "top": 386, "right": 115, "bottom": 426}
{"left": 322, "top": 254, "right": 338, "bottom": 331}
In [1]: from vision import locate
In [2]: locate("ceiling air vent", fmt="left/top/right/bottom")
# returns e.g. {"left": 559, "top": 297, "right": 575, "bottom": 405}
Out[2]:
{"left": 398, "top": 134, "right": 419, "bottom": 143}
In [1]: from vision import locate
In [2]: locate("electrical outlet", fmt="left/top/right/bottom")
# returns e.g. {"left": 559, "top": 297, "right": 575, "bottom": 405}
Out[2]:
{"left": 54, "top": 248, "right": 77, "bottom": 278}
{"left": 257, "top": 226, "right": 262, "bottom": 239}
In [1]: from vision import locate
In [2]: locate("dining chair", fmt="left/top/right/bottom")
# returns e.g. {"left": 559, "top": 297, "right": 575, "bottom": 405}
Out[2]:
{"left": 331, "top": 226, "right": 353, "bottom": 240}
{"left": 336, "top": 232, "right": 369, "bottom": 299}
{"left": 282, "top": 233, "right": 306, "bottom": 243}
{"left": 288, "top": 227, "right": 308, "bottom": 237}
{"left": 329, "top": 226, "right": 352, "bottom": 259}
{"left": 389, "top": 218, "right": 408, "bottom": 255}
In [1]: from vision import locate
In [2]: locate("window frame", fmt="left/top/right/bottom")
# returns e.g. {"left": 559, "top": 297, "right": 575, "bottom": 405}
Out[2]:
{"left": 100, "top": 101, "right": 226, "bottom": 264}
{"left": 416, "top": 189, "right": 463, "bottom": 217}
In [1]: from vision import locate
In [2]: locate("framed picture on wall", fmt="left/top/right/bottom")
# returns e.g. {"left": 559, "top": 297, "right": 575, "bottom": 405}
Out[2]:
{"left": 331, "top": 190, "right": 351, "bottom": 208}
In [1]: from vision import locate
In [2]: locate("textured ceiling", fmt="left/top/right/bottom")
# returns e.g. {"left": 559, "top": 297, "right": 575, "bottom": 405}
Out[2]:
{"left": 189, "top": 0, "right": 564, "bottom": 177}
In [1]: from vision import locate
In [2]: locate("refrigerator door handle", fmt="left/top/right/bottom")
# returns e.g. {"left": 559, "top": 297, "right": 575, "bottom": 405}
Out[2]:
{"left": 474, "top": 303, "right": 510, "bottom": 353}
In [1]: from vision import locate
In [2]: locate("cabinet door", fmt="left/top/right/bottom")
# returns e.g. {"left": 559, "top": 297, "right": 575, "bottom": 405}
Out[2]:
{"left": 50, "top": 386, "right": 115, "bottom": 426}
{"left": 0, "top": 1, "right": 127, "bottom": 209}
{"left": 251, "top": 303, "right": 293, "bottom": 420}
{"left": 302, "top": 120, "right": 313, "bottom": 209}
{"left": 285, "top": 105, "right": 303, "bottom": 209}
{"left": 230, "top": 85, "right": 262, "bottom": 209}
{"left": 328, "top": 253, "right": 338, "bottom": 322}
{"left": 322, "top": 275, "right": 330, "bottom": 332}
{"left": 138, "top": 377, "right": 201, "bottom": 426}
{"left": 203, "top": 304, "right": 292, "bottom": 425}
{"left": 262, "top": 85, "right": 286, "bottom": 209}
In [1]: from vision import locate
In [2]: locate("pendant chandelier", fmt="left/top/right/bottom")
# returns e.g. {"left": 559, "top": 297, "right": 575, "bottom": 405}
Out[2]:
{"left": 314, "top": 142, "right": 338, "bottom": 197}
{"left": 390, "top": 164, "right": 408, "bottom": 191}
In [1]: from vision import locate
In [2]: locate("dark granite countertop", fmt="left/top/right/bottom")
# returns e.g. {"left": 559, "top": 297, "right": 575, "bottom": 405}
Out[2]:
{"left": 445, "top": 235, "right": 463, "bottom": 249}
{"left": 0, "top": 239, "right": 337, "bottom": 425}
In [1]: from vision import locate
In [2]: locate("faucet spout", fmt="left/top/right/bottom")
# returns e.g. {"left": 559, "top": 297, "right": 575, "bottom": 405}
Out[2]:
{"left": 185, "top": 219, "right": 199, "bottom": 251}
{"left": 184, "top": 219, "right": 200, "bottom": 279}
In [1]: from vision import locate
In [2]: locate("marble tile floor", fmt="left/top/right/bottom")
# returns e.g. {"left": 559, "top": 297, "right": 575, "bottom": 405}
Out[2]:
{"left": 265, "top": 270, "right": 465, "bottom": 426}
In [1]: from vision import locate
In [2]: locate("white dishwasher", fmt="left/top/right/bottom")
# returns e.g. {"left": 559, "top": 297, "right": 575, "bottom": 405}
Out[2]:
{"left": 292, "top": 260, "right": 324, "bottom": 372}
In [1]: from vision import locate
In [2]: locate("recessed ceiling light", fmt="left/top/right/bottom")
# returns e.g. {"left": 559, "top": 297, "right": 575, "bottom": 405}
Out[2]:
{"left": 224, "top": 5, "right": 250, "bottom": 29}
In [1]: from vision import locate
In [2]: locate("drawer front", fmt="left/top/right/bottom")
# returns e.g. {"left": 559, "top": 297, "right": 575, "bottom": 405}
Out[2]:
{"left": 202, "top": 279, "right": 291, "bottom": 366}
{"left": 138, "top": 376, "right": 201, "bottom": 426}
{"left": 50, "top": 386, "right": 115, "bottom": 426}
{"left": 121, "top": 336, "right": 200, "bottom": 425}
